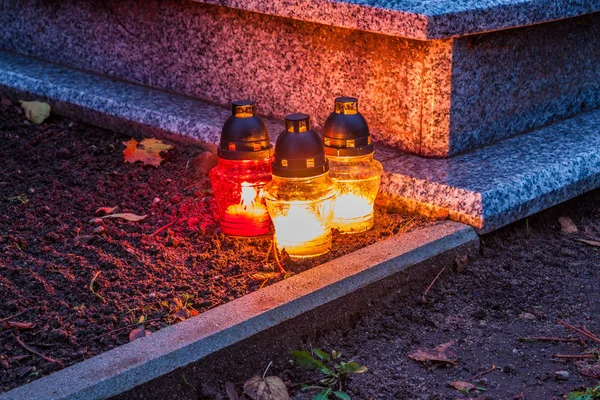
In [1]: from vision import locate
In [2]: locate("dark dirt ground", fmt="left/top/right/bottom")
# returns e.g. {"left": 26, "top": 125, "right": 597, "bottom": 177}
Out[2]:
{"left": 203, "top": 190, "right": 598, "bottom": 400}
{"left": 0, "top": 101, "right": 432, "bottom": 393}
{"left": 123, "top": 173, "right": 600, "bottom": 398}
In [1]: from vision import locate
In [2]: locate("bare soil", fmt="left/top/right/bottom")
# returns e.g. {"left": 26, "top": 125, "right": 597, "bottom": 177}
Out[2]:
{"left": 0, "top": 101, "right": 431, "bottom": 393}
{"left": 211, "top": 189, "right": 599, "bottom": 400}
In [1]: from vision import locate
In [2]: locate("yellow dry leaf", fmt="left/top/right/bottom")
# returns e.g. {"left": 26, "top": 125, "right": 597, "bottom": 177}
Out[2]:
{"left": 123, "top": 138, "right": 173, "bottom": 167}
{"left": 20, "top": 101, "right": 51, "bottom": 124}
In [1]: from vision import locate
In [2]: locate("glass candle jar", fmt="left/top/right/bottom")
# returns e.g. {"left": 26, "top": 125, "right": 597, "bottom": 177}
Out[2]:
{"left": 264, "top": 113, "right": 337, "bottom": 258}
{"left": 323, "top": 97, "right": 383, "bottom": 234}
{"left": 209, "top": 100, "right": 273, "bottom": 237}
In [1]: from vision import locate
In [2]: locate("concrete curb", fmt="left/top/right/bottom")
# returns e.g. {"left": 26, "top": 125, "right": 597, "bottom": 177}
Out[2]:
{"left": 0, "top": 221, "right": 478, "bottom": 400}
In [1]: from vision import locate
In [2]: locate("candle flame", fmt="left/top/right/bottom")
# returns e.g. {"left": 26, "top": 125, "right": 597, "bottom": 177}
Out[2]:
{"left": 239, "top": 181, "right": 259, "bottom": 209}
{"left": 272, "top": 203, "right": 331, "bottom": 257}
{"left": 273, "top": 204, "right": 325, "bottom": 244}
{"left": 333, "top": 193, "right": 372, "bottom": 220}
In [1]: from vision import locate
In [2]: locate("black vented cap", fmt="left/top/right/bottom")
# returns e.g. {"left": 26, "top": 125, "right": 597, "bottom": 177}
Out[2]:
{"left": 272, "top": 113, "right": 329, "bottom": 178}
{"left": 218, "top": 100, "right": 273, "bottom": 160}
{"left": 322, "top": 97, "right": 373, "bottom": 157}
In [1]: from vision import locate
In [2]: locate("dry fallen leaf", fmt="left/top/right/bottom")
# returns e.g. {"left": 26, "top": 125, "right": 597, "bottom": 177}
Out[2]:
{"left": 129, "top": 326, "right": 148, "bottom": 342}
{"left": 576, "top": 362, "right": 600, "bottom": 378}
{"left": 449, "top": 381, "right": 476, "bottom": 392}
{"left": 251, "top": 272, "right": 281, "bottom": 281}
{"left": 243, "top": 376, "right": 289, "bottom": 400}
{"left": 577, "top": 239, "right": 600, "bottom": 248}
{"left": 123, "top": 138, "right": 173, "bottom": 167}
{"left": 101, "top": 213, "right": 147, "bottom": 222}
{"left": 2, "top": 321, "right": 36, "bottom": 331}
{"left": 96, "top": 206, "right": 118, "bottom": 215}
{"left": 20, "top": 101, "right": 51, "bottom": 124}
{"left": 559, "top": 217, "right": 578, "bottom": 233}
{"left": 173, "top": 309, "right": 191, "bottom": 321}
{"left": 408, "top": 340, "right": 458, "bottom": 365}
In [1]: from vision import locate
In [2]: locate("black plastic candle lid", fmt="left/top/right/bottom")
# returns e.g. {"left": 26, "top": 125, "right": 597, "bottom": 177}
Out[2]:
{"left": 272, "top": 113, "right": 329, "bottom": 178}
{"left": 218, "top": 100, "right": 273, "bottom": 160}
{"left": 322, "top": 97, "right": 374, "bottom": 157}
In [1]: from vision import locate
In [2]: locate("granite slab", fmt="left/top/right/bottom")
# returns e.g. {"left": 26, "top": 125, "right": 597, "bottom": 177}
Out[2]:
{"left": 195, "top": 0, "right": 600, "bottom": 39}
{"left": 0, "top": 0, "right": 436, "bottom": 154}
{"left": 383, "top": 109, "right": 600, "bottom": 232}
{"left": 449, "top": 12, "right": 600, "bottom": 154}
{"left": 0, "top": 222, "right": 478, "bottom": 400}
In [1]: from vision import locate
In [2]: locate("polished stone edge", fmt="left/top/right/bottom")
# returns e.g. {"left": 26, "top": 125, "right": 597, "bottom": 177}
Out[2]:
{"left": 0, "top": 221, "right": 478, "bottom": 400}
{"left": 193, "top": 0, "right": 600, "bottom": 40}
{"left": 380, "top": 109, "right": 600, "bottom": 233}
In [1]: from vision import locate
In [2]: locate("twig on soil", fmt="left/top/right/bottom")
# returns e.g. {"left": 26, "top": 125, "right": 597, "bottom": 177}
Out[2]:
{"left": 150, "top": 218, "right": 187, "bottom": 237}
{"left": 90, "top": 318, "right": 162, "bottom": 341}
{"left": 519, "top": 337, "right": 582, "bottom": 343}
{"left": 558, "top": 320, "right": 600, "bottom": 343}
{"left": 14, "top": 334, "right": 64, "bottom": 367}
{"left": 90, "top": 271, "right": 106, "bottom": 303}
{"left": 182, "top": 374, "right": 197, "bottom": 392}
{"left": 469, "top": 364, "right": 496, "bottom": 381}
{"left": 262, "top": 361, "right": 273, "bottom": 379}
{"left": 421, "top": 266, "right": 446, "bottom": 304}
{"left": 581, "top": 327, "right": 600, "bottom": 342}
{"left": 552, "top": 354, "right": 596, "bottom": 359}
{"left": 272, "top": 241, "right": 286, "bottom": 274}
{"left": 0, "top": 310, "right": 27, "bottom": 323}
{"left": 399, "top": 216, "right": 417, "bottom": 233}
{"left": 264, "top": 240, "right": 273, "bottom": 264}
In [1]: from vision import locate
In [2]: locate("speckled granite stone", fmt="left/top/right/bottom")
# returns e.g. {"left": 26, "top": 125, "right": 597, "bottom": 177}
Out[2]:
{"left": 449, "top": 13, "right": 600, "bottom": 154}
{"left": 382, "top": 109, "right": 600, "bottom": 232}
{"left": 0, "top": 0, "right": 434, "bottom": 154}
{"left": 1, "top": 1, "right": 599, "bottom": 157}
{"left": 0, "top": 51, "right": 284, "bottom": 145}
{"left": 193, "top": 0, "right": 600, "bottom": 39}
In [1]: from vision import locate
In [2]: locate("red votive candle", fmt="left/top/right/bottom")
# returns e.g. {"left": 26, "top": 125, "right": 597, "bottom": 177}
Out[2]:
{"left": 209, "top": 101, "right": 273, "bottom": 237}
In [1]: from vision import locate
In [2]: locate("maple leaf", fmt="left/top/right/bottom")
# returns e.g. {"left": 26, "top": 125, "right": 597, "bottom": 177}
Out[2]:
{"left": 123, "top": 138, "right": 173, "bottom": 167}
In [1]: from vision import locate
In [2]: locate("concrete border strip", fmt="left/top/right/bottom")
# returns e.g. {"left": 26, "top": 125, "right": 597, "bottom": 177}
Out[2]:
{"left": 1, "top": 221, "right": 478, "bottom": 400}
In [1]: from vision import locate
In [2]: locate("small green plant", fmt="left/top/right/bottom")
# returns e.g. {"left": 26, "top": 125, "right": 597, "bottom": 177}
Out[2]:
{"left": 291, "top": 348, "right": 367, "bottom": 400}
{"left": 568, "top": 383, "right": 600, "bottom": 400}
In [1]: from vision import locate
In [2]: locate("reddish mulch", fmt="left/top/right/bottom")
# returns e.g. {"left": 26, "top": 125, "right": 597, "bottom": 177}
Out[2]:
{"left": 0, "top": 101, "right": 431, "bottom": 392}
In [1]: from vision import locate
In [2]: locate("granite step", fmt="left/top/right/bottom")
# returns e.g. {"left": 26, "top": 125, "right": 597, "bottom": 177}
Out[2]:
{"left": 2, "top": 50, "right": 600, "bottom": 233}
{"left": 1, "top": 0, "right": 599, "bottom": 157}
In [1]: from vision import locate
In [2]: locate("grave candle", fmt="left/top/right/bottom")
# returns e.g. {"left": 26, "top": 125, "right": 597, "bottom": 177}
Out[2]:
{"left": 264, "top": 113, "right": 337, "bottom": 258}
{"left": 323, "top": 97, "right": 383, "bottom": 234}
{"left": 209, "top": 101, "right": 273, "bottom": 237}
